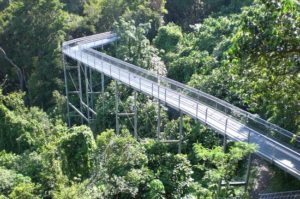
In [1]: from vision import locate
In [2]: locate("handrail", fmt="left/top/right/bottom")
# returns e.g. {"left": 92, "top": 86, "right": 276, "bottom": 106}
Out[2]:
{"left": 63, "top": 32, "right": 300, "bottom": 140}
{"left": 62, "top": 32, "right": 300, "bottom": 179}
{"left": 63, "top": 32, "right": 300, "bottom": 146}
{"left": 69, "top": 46, "right": 300, "bottom": 156}
{"left": 66, "top": 33, "right": 298, "bottom": 143}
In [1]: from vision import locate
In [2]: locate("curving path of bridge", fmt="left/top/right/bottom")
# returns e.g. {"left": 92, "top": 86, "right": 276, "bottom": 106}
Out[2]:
{"left": 62, "top": 32, "right": 300, "bottom": 180}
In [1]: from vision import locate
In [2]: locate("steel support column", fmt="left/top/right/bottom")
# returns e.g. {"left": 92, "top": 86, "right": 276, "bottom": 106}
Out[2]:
{"left": 89, "top": 67, "right": 94, "bottom": 113}
{"left": 223, "top": 118, "right": 228, "bottom": 152}
{"left": 63, "top": 55, "right": 71, "bottom": 127}
{"left": 157, "top": 100, "right": 161, "bottom": 140}
{"left": 245, "top": 130, "right": 252, "bottom": 193}
{"left": 77, "top": 61, "right": 83, "bottom": 124}
{"left": 101, "top": 72, "right": 105, "bottom": 128}
{"left": 179, "top": 111, "right": 183, "bottom": 153}
{"left": 115, "top": 81, "right": 120, "bottom": 134}
{"left": 134, "top": 91, "right": 138, "bottom": 139}
{"left": 218, "top": 118, "right": 229, "bottom": 197}
{"left": 84, "top": 65, "right": 90, "bottom": 123}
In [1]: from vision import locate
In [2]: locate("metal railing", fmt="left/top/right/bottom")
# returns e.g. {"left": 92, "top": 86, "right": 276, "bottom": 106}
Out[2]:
{"left": 63, "top": 33, "right": 299, "bottom": 145}
{"left": 259, "top": 190, "right": 300, "bottom": 199}
{"left": 62, "top": 32, "right": 300, "bottom": 179}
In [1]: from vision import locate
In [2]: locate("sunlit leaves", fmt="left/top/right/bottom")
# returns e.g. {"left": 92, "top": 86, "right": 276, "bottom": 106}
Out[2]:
{"left": 228, "top": 0, "right": 300, "bottom": 133}
{"left": 193, "top": 142, "right": 256, "bottom": 197}
{"left": 154, "top": 23, "right": 183, "bottom": 52}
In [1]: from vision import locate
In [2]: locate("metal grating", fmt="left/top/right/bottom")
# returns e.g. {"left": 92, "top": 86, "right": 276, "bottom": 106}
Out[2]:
{"left": 259, "top": 190, "right": 300, "bottom": 199}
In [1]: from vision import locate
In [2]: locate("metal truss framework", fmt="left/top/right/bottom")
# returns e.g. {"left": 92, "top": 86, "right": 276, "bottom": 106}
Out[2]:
{"left": 63, "top": 55, "right": 184, "bottom": 151}
{"left": 62, "top": 32, "right": 300, "bottom": 184}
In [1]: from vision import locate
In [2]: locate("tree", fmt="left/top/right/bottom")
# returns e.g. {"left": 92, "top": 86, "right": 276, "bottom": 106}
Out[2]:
{"left": 154, "top": 23, "right": 183, "bottom": 52}
{"left": 123, "top": 0, "right": 167, "bottom": 39}
{"left": 0, "top": 90, "right": 71, "bottom": 197}
{"left": 0, "top": 90, "right": 53, "bottom": 153}
{"left": 112, "top": 18, "right": 155, "bottom": 69}
{"left": 157, "top": 153, "right": 194, "bottom": 198}
{"left": 90, "top": 129, "right": 151, "bottom": 198}
{"left": 0, "top": 0, "right": 67, "bottom": 109}
{"left": 142, "top": 139, "right": 194, "bottom": 198}
{"left": 61, "top": 0, "right": 86, "bottom": 14}
{"left": 113, "top": 18, "right": 167, "bottom": 75}
{"left": 164, "top": 0, "right": 253, "bottom": 30}
{"left": 162, "top": 15, "right": 239, "bottom": 83}
{"left": 83, "top": 0, "right": 166, "bottom": 37}
{"left": 145, "top": 179, "right": 166, "bottom": 199}
{"left": 193, "top": 142, "right": 256, "bottom": 198}
{"left": 59, "top": 126, "right": 96, "bottom": 181}
{"left": 164, "top": 0, "right": 204, "bottom": 30}
{"left": 0, "top": 167, "right": 40, "bottom": 199}
{"left": 228, "top": 0, "right": 300, "bottom": 133}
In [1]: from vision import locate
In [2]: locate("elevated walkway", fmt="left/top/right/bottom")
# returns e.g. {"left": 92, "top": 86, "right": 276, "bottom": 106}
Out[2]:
{"left": 62, "top": 32, "right": 300, "bottom": 180}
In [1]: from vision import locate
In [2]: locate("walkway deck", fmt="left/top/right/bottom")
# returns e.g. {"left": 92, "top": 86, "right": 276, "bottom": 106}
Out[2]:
{"left": 62, "top": 32, "right": 300, "bottom": 180}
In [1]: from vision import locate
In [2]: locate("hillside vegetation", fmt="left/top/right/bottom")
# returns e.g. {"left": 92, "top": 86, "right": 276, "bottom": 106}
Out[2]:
{"left": 0, "top": 0, "right": 299, "bottom": 198}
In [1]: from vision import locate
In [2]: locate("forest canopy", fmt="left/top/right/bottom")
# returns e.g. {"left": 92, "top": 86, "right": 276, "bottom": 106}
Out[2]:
{"left": 0, "top": 0, "right": 299, "bottom": 198}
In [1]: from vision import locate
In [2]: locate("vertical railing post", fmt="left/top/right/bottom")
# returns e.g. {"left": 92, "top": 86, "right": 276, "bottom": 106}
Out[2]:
{"left": 86, "top": 52, "right": 88, "bottom": 64}
{"left": 205, "top": 107, "right": 208, "bottom": 125}
{"left": 139, "top": 77, "right": 142, "bottom": 91}
{"left": 101, "top": 55, "right": 104, "bottom": 72}
{"left": 158, "top": 85, "right": 160, "bottom": 100}
{"left": 196, "top": 103, "right": 199, "bottom": 119}
{"left": 151, "top": 83, "right": 154, "bottom": 97}
{"left": 80, "top": 46, "right": 83, "bottom": 62}
{"left": 109, "top": 62, "right": 112, "bottom": 76}
{"left": 272, "top": 143, "right": 275, "bottom": 162}
{"left": 93, "top": 52, "right": 96, "bottom": 68}
{"left": 164, "top": 88, "right": 167, "bottom": 103}
{"left": 128, "top": 72, "right": 131, "bottom": 86}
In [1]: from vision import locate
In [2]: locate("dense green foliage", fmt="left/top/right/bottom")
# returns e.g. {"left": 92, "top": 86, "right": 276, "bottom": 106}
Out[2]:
{"left": 0, "top": 0, "right": 67, "bottom": 108}
{"left": 228, "top": 0, "right": 300, "bottom": 132}
{"left": 154, "top": 23, "right": 182, "bottom": 52}
{"left": 0, "top": 0, "right": 299, "bottom": 198}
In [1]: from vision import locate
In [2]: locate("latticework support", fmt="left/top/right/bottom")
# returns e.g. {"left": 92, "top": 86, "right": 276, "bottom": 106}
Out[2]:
{"left": 115, "top": 81, "right": 138, "bottom": 136}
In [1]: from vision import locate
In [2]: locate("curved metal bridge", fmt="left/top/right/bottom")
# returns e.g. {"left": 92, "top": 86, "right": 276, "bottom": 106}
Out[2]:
{"left": 62, "top": 32, "right": 300, "bottom": 180}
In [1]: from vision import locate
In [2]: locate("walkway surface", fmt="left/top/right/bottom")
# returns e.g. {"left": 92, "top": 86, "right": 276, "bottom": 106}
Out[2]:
{"left": 259, "top": 190, "right": 300, "bottom": 199}
{"left": 62, "top": 32, "right": 300, "bottom": 180}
